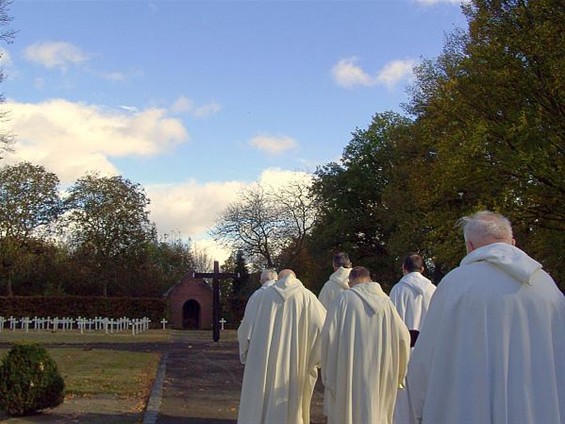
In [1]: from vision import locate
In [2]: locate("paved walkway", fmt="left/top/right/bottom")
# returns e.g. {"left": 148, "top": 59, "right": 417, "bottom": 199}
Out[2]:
{"left": 144, "top": 330, "right": 325, "bottom": 424}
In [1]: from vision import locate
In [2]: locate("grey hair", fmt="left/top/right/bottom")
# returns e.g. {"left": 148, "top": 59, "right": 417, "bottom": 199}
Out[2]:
{"left": 260, "top": 268, "right": 278, "bottom": 283}
{"left": 457, "top": 210, "right": 513, "bottom": 245}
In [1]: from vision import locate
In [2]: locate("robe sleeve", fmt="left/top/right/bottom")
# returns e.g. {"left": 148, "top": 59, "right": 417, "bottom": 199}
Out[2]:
{"left": 406, "top": 281, "right": 448, "bottom": 421}
{"left": 393, "top": 305, "right": 411, "bottom": 388}
{"left": 237, "top": 290, "right": 263, "bottom": 364}
{"left": 321, "top": 296, "right": 341, "bottom": 417}
{"left": 309, "top": 297, "right": 327, "bottom": 370}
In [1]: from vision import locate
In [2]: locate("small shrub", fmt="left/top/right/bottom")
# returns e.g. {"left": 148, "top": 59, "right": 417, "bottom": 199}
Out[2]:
{"left": 0, "top": 343, "right": 65, "bottom": 416}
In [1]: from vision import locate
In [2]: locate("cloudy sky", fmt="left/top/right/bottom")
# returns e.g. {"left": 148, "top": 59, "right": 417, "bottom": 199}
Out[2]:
{"left": 0, "top": 0, "right": 467, "bottom": 259}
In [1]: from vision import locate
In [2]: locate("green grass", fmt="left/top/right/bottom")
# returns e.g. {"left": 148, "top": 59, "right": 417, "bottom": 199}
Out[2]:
{"left": 51, "top": 349, "right": 161, "bottom": 397}
{"left": 0, "top": 348, "right": 161, "bottom": 398}
{"left": 0, "top": 329, "right": 169, "bottom": 345}
{"left": 0, "top": 330, "right": 167, "bottom": 398}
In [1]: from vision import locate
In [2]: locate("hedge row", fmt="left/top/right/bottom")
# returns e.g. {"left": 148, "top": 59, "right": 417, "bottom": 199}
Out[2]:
{"left": 0, "top": 296, "right": 167, "bottom": 327}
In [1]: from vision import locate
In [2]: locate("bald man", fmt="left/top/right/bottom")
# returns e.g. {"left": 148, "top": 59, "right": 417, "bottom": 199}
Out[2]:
{"left": 238, "top": 269, "right": 326, "bottom": 423}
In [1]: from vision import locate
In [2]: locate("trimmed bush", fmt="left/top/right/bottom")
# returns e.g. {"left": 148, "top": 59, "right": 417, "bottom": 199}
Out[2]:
{"left": 0, "top": 343, "right": 65, "bottom": 416}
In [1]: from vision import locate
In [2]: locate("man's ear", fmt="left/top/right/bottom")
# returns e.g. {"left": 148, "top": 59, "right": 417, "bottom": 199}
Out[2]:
{"left": 466, "top": 240, "right": 475, "bottom": 253}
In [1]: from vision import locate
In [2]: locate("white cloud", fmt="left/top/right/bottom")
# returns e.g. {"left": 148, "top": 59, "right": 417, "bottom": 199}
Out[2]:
{"left": 146, "top": 179, "right": 245, "bottom": 238}
{"left": 258, "top": 167, "right": 312, "bottom": 189}
{"left": 24, "top": 41, "right": 89, "bottom": 70}
{"left": 170, "top": 95, "right": 222, "bottom": 118}
{"left": 146, "top": 168, "right": 312, "bottom": 257}
{"left": 249, "top": 133, "right": 298, "bottom": 155}
{"left": 3, "top": 98, "right": 189, "bottom": 183}
{"left": 332, "top": 57, "right": 416, "bottom": 89}
{"left": 332, "top": 57, "right": 375, "bottom": 88}
{"left": 376, "top": 59, "right": 417, "bottom": 88}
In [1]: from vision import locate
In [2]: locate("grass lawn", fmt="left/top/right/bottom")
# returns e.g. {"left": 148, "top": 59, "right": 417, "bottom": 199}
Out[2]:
{"left": 50, "top": 349, "right": 161, "bottom": 397}
{"left": 0, "top": 328, "right": 169, "bottom": 345}
{"left": 0, "top": 330, "right": 167, "bottom": 397}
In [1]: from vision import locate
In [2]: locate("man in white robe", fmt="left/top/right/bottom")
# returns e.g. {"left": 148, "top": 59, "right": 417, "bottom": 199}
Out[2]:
{"left": 390, "top": 253, "right": 436, "bottom": 423}
{"left": 390, "top": 253, "right": 436, "bottom": 335}
{"left": 322, "top": 266, "right": 411, "bottom": 424}
{"left": 237, "top": 268, "right": 277, "bottom": 363}
{"left": 238, "top": 269, "right": 326, "bottom": 424}
{"left": 318, "top": 251, "right": 352, "bottom": 309}
{"left": 407, "top": 210, "right": 565, "bottom": 424}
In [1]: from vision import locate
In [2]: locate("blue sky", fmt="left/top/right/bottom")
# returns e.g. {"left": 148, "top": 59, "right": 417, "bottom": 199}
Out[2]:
{"left": 1, "top": 0, "right": 467, "bottom": 257}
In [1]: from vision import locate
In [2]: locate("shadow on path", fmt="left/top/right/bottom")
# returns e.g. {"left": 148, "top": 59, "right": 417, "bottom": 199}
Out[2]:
{"left": 151, "top": 330, "right": 325, "bottom": 424}
{"left": 154, "top": 331, "right": 242, "bottom": 424}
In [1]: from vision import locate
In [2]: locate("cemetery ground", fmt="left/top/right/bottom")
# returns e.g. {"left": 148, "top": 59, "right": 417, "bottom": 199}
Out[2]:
{"left": 0, "top": 329, "right": 326, "bottom": 423}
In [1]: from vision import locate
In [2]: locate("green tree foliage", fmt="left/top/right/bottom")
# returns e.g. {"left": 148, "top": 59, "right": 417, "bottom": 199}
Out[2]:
{"left": 0, "top": 162, "right": 62, "bottom": 240}
{"left": 406, "top": 0, "right": 564, "bottom": 282}
{"left": 221, "top": 250, "right": 255, "bottom": 325}
{"left": 311, "top": 0, "right": 564, "bottom": 287}
{"left": 311, "top": 112, "right": 414, "bottom": 289}
{"left": 0, "top": 162, "right": 62, "bottom": 296}
{"left": 140, "top": 235, "right": 195, "bottom": 297}
{"left": 64, "top": 174, "right": 154, "bottom": 296}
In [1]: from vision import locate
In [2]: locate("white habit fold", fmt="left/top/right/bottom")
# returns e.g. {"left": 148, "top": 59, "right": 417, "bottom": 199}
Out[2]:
{"left": 237, "top": 274, "right": 326, "bottom": 424}
{"left": 322, "top": 282, "right": 411, "bottom": 424}
{"left": 407, "top": 243, "right": 565, "bottom": 424}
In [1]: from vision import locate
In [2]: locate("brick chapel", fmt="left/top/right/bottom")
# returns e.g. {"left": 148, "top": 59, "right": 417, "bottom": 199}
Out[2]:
{"left": 165, "top": 272, "right": 213, "bottom": 330}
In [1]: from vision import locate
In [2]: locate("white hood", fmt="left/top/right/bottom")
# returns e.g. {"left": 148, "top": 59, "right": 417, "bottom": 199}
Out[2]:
{"left": 461, "top": 242, "right": 542, "bottom": 285}
{"left": 399, "top": 272, "right": 433, "bottom": 295}
{"left": 328, "top": 266, "right": 351, "bottom": 290}
{"left": 349, "top": 282, "right": 389, "bottom": 315}
{"left": 272, "top": 274, "right": 304, "bottom": 301}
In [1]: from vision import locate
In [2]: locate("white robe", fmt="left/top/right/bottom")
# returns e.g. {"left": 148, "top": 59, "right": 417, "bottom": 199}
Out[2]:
{"left": 322, "top": 282, "right": 411, "bottom": 424}
{"left": 237, "top": 275, "right": 326, "bottom": 424}
{"left": 389, "top": 272, "right": 436, "bottom": 331}
{"left": 389, "top": 272, "right": 436, "bottom": 424}
{"left": 407, "top": 243, "right": 565, "bottom": 424}
{"left": 318, "top": 266, "right": 351, "bottom": 309}
{"left": 237, "top": 279, "right": 276, "bottom": 363}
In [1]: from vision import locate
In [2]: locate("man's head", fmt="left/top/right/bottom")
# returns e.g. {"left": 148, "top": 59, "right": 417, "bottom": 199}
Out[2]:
{"left": 332, "top": 252, "right": 352, "bottom": 271}
{"left": 278, "top": 269, "right": 296, "bottom": 280}
{"left": 402, "top": 253, "right": 424, "bottom": 275}
{"left": 260, "top": 268, "right": 278, "bottom": 284}
{"left": 457, "top": 210, "right": 515, "bottom": 253}
{"left": 348, "top": 266, "right": 372, "bottom": 287}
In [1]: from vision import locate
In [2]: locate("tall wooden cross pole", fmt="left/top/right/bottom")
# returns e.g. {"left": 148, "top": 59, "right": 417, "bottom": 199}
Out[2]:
{"left": 193, "top": 260, "right": 239, "bottom": 342}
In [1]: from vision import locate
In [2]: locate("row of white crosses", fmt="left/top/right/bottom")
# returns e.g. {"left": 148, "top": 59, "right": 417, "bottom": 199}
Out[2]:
{"left": 0, "top": 316, "right": 154, "bottom": 336}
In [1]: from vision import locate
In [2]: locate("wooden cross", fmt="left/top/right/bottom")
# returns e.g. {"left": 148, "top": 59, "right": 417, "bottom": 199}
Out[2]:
{"left": 193, "top": 260, "right": 239, "bottom": 342}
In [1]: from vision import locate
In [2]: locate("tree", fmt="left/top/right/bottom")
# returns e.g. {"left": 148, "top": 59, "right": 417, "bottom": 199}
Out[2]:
{"left": 0, "top": 162, "right": 62, "bottom": 296}
{"left": 221, "top": 250, "right": 254, "bottom": 325}
{"left": 0, "top": 0, "right": 16, "bottom": 158}
{"left": 0, "top": 162, "right": 62, "bottom": 240}
{"left": 311, "top": 112, "right": 414, "bottom": 289}
{"left": 64, "top": 174, "right": 154, "bottom": 296}
{"left": 406, "top": 0, "right": 565, "bottom": 283}
{"left": 212, "top": 175, "right": 318, "bottom": 270}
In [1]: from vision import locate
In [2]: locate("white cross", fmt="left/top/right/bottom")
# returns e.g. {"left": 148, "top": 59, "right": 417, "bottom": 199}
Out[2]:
{"left": 9, "top": 316, "right": 17, "bottom": 331}
{"left": 161, "top": 318, "right": 168, "bottom": 330}
{"left": 220, "top": 318, "right": 227, "bottom": 331}
{"left": 21, "top": 317, "right": 31, "bottom": 333}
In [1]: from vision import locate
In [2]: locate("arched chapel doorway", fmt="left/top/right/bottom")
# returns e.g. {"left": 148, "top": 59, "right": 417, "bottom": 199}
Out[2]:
{"left": 183, "top": 299, "right": 200, "bottom": 329}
